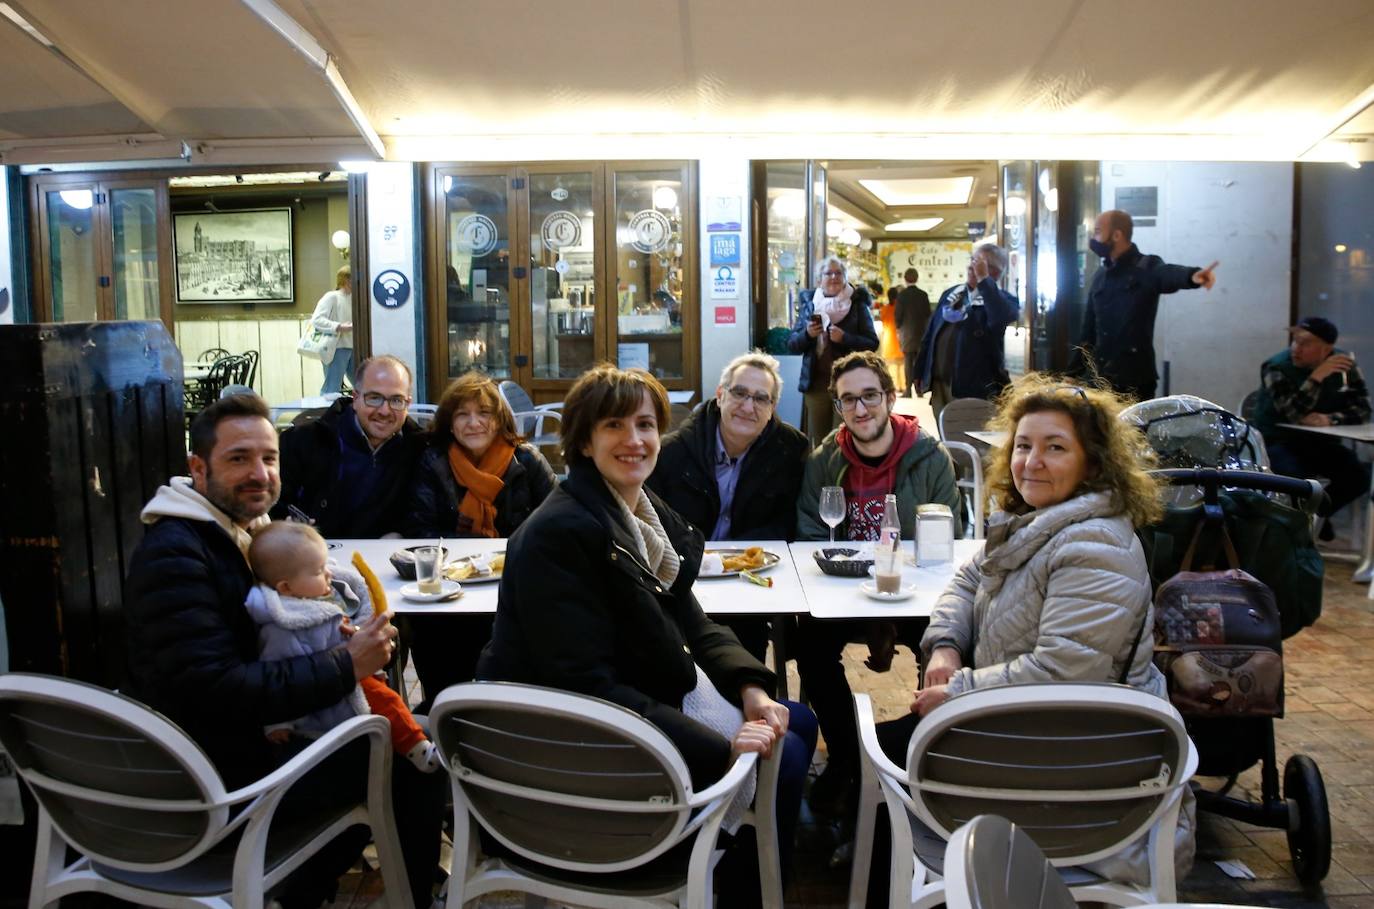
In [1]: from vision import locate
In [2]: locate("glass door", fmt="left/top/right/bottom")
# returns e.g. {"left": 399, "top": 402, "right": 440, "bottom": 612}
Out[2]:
{"left": 109, "top": 185, "right": 165, "bottom": 321}
{"left": 40, "top": 186, "right": 101, "bottom": 323}
{"left": 526, "top": 167, "right": 602, "bottom": 385}
{"left": 435, "top": 167, "right": 519, "bottom": 380}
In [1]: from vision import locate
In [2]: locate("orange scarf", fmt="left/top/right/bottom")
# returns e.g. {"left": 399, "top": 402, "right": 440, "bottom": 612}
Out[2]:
{"left": 447, "top": 438, "right": 515, "bottom": 538}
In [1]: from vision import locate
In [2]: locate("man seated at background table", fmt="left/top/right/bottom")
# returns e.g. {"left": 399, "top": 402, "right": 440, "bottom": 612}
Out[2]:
{"left": 793, "top": 350, "right": 962, "bottom": 814}
{"left": 647, "top": 351, "right": 810, "bottom": 661}
{"left": 122, "top": 393, "right": 441, "bottom": 909}
{"left": 1251, "top": 316, "right": 1371, "bottom": 540}
{"left": 273, "top": 354, "right": 427, "bottom": 537}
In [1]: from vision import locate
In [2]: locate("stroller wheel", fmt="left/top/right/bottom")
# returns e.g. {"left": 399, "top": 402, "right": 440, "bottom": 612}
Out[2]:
{"left": 1284, "top": 754, "right": 1331, "bottom": 885}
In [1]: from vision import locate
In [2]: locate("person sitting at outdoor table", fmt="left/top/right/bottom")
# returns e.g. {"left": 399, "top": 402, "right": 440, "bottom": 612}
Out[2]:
{"left": 647, "top": 351, "right": 810, "bottom": 661}
{"left": 476, "top": 364, "right": 817, "bottom": 894}
{"left": 401, "top": 371, "right": 557, "bottom": 710}
{"left": 862, "top": 374, "right": 1187, "bottom": 901}
{"left": 793, "top": 350, "right": 962, "bottom": 816}
{"left": 123, "top": 393, "right": 442, "bottom": 909}
{"left": 1250, "top": 316, "right": 1371, "bottom": 541}
{"left": 273, "top": 355, "right": 427, "bottom": 538}
{"left": 787, "top": 256, "right": 880, "bottom": 446}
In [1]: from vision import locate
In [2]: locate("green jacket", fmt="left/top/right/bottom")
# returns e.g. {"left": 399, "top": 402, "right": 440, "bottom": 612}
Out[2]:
{"left": 796, "top": 427, "right": 963, "bottom": 540}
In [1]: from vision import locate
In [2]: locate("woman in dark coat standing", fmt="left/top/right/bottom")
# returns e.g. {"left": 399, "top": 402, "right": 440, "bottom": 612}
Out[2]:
{"left": 402, "top": 372, "right": 556, "bottom": 710}
{"left": 477, "top": 365, "right": 817, "bottom": 892}
{"left": 787, "top": 256, "right": 879, "bottom": 446}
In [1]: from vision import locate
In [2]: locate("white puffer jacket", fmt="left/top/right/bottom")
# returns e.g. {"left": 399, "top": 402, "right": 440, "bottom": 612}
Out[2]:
{"left": 921, "top": 489, "right": 1166, "bottom": 699}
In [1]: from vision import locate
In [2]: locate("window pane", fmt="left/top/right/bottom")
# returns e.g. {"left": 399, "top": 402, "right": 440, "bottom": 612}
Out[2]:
{"left": 46, "top": 190, "right": 98, "bottom": 322}
{"left": 529, "top": 172, "right": 596, "bottom": 379}
{"left": 765, "top": 163, "right": 806, "bottom": 331}
{"left": 612, "top": 168, "right": 686, "bottom": 380}
{"left": 443, "top": 174, "right": 511, "bottom": 379}
{"left": 111, "top": 188, "right": 160, "bottom": 320}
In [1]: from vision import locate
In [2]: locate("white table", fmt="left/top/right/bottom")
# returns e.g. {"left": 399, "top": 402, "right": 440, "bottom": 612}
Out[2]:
{"left": 334, "top": 538, "right": 802, "bottom": 617}
{"left": 1277, "top": 422, "right": 1374, "bottom": 582}
{"left": 788, "top": 540, "right": 983, "bottom": 619}
{"left": 966, "top": 430, "right": 1006, "bottom": 447}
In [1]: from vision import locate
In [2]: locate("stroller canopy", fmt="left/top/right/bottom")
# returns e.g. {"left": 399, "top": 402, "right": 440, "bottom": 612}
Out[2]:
{"left": 1121, "top": 395, "right": 1270, "bottom": 506}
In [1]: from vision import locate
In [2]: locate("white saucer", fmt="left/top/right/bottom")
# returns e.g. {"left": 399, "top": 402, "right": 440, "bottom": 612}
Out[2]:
{"left": 400, "top": 580, "right": 463, "bottom": 602}
{"left": 859, "top": 580, "right": 917, "bottom": 602}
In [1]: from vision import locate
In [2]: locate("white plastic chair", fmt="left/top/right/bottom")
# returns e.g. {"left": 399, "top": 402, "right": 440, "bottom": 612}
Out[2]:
{"left": 943, "top": 814, "right": 1259, "bottom": 909}
{"left": 0, "top": 673, "right": 412, "bottom": 909}
{"left": 938, "top": 399, "right": 995, "bottom": 540}
{"left": 408, "top": 402, "right": 438, "bottom": 429}
{"left": 431, "top": 681, "right": 783, "bottom": 909}
{"left": 498, "top": 379, "right": 563, "bottom": 448}
{"left": 848, "top": 683, "right": 1198, "bottom": 909}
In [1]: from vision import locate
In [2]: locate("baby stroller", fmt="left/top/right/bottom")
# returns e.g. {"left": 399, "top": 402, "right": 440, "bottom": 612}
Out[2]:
{"left": 1124, "top": 396, "right": 1331, "bottom": 885}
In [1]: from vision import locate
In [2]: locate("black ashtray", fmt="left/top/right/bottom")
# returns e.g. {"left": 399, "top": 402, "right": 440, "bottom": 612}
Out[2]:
{"left": 813, "top": 547, "right": 874, "bottom": 578}
{"left": 389, "top": 546, "right": 449, "bottom": 581}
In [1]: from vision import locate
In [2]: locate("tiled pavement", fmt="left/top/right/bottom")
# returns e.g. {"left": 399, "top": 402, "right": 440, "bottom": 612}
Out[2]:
{"left": 328, "top": 560, "right": 1374, "bottom": 909}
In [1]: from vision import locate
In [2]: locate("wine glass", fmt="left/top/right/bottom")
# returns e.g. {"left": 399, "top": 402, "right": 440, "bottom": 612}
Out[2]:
{"left": 819, "top": 486, "right": 845, "bottom": 543}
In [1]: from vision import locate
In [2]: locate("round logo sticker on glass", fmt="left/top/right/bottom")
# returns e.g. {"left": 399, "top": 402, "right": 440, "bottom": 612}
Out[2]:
{"left": 540, "top": 211, "right": 582, "bottom": 250}
{"left": 554, "top": 259, "right": 570, "bottom": 275}
{"left": 551, "top": 186, "right": 570, "bottom": 201}
{"left": 628, "top": 209, "right": 672, "bottom": 254}
{"left": 455, "top": 213, "right": 498, "bottom": 256}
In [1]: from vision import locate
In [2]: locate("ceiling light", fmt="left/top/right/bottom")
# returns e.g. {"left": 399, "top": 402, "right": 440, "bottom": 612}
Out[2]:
{"left": 1038, "top": 168, "right": 1053, "bottom": 194}
{"left": 0, "top": 3, "right": 53, "bottom": 46}
{"left": 59, "top": 190, "right": 94, "bottom": 210}
{"left": 1045, "top": 188, "right": 1059, "bottom": 212}
{"left": 1004, "top": 197, "right": 1027, "bottom": 217}
{"left": 332, "top": 230, "right": 350, "bottom": 252}
{"left": 652, "top": 186, "right": 678, "bottom": 210}
{"left": 839, "top": 228, "right": 861, "bottom": 246}
{"left": 859, "top": 176, "right": 974, "bottom": 207}
{"left": 825, "top": 218, "right": 843, "bottom": 238}
{"left": 885, "top": 218, "right": 944, "bottom": 232}
{"left": 1335, "top": 244, "right": 1348, "bottom": 252}
{"left": 770, "top": 189, "right": 805, "bottom": 220}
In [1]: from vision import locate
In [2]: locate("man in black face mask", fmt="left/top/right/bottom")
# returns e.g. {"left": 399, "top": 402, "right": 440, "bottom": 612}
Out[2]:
{"left": 1069, "top": 209, "right": 1219, "bottom": 399}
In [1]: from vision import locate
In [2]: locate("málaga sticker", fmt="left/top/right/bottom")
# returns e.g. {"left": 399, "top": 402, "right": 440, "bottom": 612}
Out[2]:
{"left": 540, "top": 211, "right": 582, "bottom": 250}
{"left": 628, "top": 209, "right": 672, "bottom": 254}
{"left": 455, "top": 213, "right": 498, "bottom": 256}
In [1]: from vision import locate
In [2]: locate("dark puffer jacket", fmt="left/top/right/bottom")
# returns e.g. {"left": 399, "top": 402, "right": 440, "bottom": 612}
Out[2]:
{"left": 476, "top": 460, "right": 775, "bottom": 788}
{"left": 647, "top": 399, "right": 809, "bottom": 541}
{"left": 786, "top": 286, "right": 879, "bottom": 392}
{"left": 272, "top": 397, "right": 426, "bottom": 538}
{"left": 402, "top": 443, "right": 557, "bottom": 538}
{"left": 122, "top": 516, "right": 356, "bottom": 787}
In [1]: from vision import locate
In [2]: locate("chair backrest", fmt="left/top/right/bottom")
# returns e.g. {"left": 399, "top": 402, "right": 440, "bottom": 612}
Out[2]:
{"left": 431, "top": 682, "right": 693, "bottom": 872}
{"left": 409, "top": 402, "right": 438, "bottom": 429}
{"left": 943, "top": 814, "right": 1077, "bottom": 909}
{"left": 198, "top": 347, "right": 230, "bottom": 363}
{"left": 906, "top": 683, "right": 1192, "bottom": 867}
{"left": 1237, "top": 389, "right": 1261, "bottom": 421}
{"left": 498, "top": 380, "right": 535, "bottom": 414}
{"left": 241, "top": 349, "right": 260, "bottom": 387}
{"left": 0, "top": 674, "right": 229, "bottom": 872}
{"left": 939, "top": 398, "right": 996, "bottom": 445}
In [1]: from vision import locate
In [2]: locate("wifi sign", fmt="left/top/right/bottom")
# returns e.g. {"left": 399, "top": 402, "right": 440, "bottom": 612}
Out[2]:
{"left": 372, "top": 270, "right": 411, "bottom": 309}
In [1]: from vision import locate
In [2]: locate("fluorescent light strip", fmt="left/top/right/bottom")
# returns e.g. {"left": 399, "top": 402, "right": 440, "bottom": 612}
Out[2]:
{"left": 0, "top": 3, "right": 53, "bottom": 46}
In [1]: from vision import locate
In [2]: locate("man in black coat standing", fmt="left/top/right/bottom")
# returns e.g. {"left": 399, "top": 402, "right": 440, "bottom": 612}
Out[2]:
{"left": 273, "top": 354, "right": 426, "bottom": 537}
{"left": 1069, "top": 209, "right": 1219, "bottom": 399}
{"left": 123, "top": 394, "right": 440, "bottom": 909}
{"left": 647, "top": 351, "right": 810, "bottom": 660}
{"left": 894, "top": 268, "right": 931, "bottom": 397}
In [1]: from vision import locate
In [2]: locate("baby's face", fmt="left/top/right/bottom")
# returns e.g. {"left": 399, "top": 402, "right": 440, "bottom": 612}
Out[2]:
{"left": 278, "top": 540, "right": 333, "bottom": 599}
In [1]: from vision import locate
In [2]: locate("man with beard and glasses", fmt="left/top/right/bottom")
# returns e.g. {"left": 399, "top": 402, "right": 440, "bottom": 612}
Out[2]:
{"left": 123, "top": 394, "right": 441, "bottom": 909}
{"left": 793, "top": 351, "right": 962, "bottom": 824}
{"left": 274, "top": 354, "right": 427, "bottom": 537}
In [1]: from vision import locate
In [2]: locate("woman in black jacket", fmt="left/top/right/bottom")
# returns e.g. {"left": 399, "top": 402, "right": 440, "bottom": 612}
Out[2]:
{"left": 787, "top": 256, "right": 879, "bottom": 446}
{"left": 477, "top": 365, "right": 817, "bottom": 889}
{"left": 402, "top": 372, "right": 557, "bottom": 709}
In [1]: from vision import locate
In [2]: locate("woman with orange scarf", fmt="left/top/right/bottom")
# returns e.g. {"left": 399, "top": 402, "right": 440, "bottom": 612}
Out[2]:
{"left": 402, "top": 372, "right": 557, "bottom": 709}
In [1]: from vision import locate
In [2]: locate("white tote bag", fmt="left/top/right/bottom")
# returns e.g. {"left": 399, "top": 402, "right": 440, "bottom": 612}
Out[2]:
{"left": 297, "top": 325, "right": 338, "bottom": 362}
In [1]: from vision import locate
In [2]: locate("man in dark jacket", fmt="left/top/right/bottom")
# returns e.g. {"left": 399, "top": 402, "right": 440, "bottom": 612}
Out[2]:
{"left": 123, "top": 394, "right": 440, "bottom": 909}
{"left": 1251, "top": 316, "right": 1371, "bottom": 535}
{"left": 1068, "top": 209, "right": 1219, "bottom": 399}
{"left": 647, "top": 352, "right": 810, "bottom": 659}
{"left": 894, "top": 268, "right": 931, "bottom": 396}
{"left": 912, "top": 244, "right": 1020, "bottom": 421}
{"left": 273, "top": 354, "right": 426, "bottom": 537}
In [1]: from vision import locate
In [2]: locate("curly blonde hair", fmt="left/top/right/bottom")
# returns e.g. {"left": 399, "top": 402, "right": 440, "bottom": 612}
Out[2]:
{"left": 984, "top": 373, "right": 1164, "bottom": 527}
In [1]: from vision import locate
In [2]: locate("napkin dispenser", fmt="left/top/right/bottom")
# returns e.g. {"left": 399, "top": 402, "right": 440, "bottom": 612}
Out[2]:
{"left": 915, "top": 504, "right": 954, "bottom": 565}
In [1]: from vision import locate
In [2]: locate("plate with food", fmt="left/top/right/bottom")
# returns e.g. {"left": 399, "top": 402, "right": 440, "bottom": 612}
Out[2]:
{"left": 698, "top": 546, "right": 781, "bottom": 578}
{"left": 444, "top": 551, "right": 506, "bottom": 584}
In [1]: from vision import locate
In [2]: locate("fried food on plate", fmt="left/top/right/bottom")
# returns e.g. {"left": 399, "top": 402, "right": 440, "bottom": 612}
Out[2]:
{"left": 720, "top": 546, "right": 765, "bottom": 572}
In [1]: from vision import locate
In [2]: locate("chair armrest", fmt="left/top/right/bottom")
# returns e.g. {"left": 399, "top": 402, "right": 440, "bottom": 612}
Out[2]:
{"left": 513, "top": 409, "right": 562, "bottom": 438}
{"left": 687, "top": 750, "right": 759, "bottom": 810}
{"left": 220, "top": 713, "right": 391, "bottom": 807}
{"left": 853, "top": 694, "right": 904, "bottom": 784}
{"left": 534, "top": 402, "right": 564, "bottom": 412}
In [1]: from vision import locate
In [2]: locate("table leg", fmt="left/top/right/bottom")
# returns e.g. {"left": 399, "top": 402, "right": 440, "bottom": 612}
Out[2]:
{"left": 1355, "top": 466, "right": 1374, "bottom": 583}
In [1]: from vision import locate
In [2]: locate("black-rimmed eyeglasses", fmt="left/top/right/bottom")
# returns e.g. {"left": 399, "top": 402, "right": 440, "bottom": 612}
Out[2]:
{"left": 834, "top": 390, "right": 885, "bottom": 413}
{"left": 726, "top": 386, "right": 774, "bottom": 408}
{"left": 360, "top": 392, "right": 411, "bottom": 410}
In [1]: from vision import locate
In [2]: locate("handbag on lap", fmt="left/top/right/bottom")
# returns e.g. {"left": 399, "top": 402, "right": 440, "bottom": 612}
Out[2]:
{"left": 1152, "top": 521, "right": 1284, "bottom": 718}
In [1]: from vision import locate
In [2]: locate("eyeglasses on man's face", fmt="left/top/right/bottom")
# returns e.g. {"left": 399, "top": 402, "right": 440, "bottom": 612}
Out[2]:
{"left": 834, "top": 390, "right": 886, "bottom": 413}
{"left": 726, "top": 386, "right": 774, "bottom": 408}
{"left": 360, "top": 392, "right": 411, "bottom": 410}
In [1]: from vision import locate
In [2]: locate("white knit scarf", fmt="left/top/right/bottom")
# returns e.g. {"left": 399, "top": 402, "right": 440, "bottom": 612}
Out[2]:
{"left": 814, "top": 282, "right": 854, "bottom": 353}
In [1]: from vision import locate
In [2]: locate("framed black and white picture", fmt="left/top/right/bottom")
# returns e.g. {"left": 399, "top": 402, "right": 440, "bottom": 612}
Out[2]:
{"left": 173, "top": 208, "right": 294, "bottom": 303}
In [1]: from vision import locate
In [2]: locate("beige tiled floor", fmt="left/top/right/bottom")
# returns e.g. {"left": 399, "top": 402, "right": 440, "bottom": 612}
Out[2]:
{"left": 331, "top": 546, "right": 1374, "bottom": 909}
